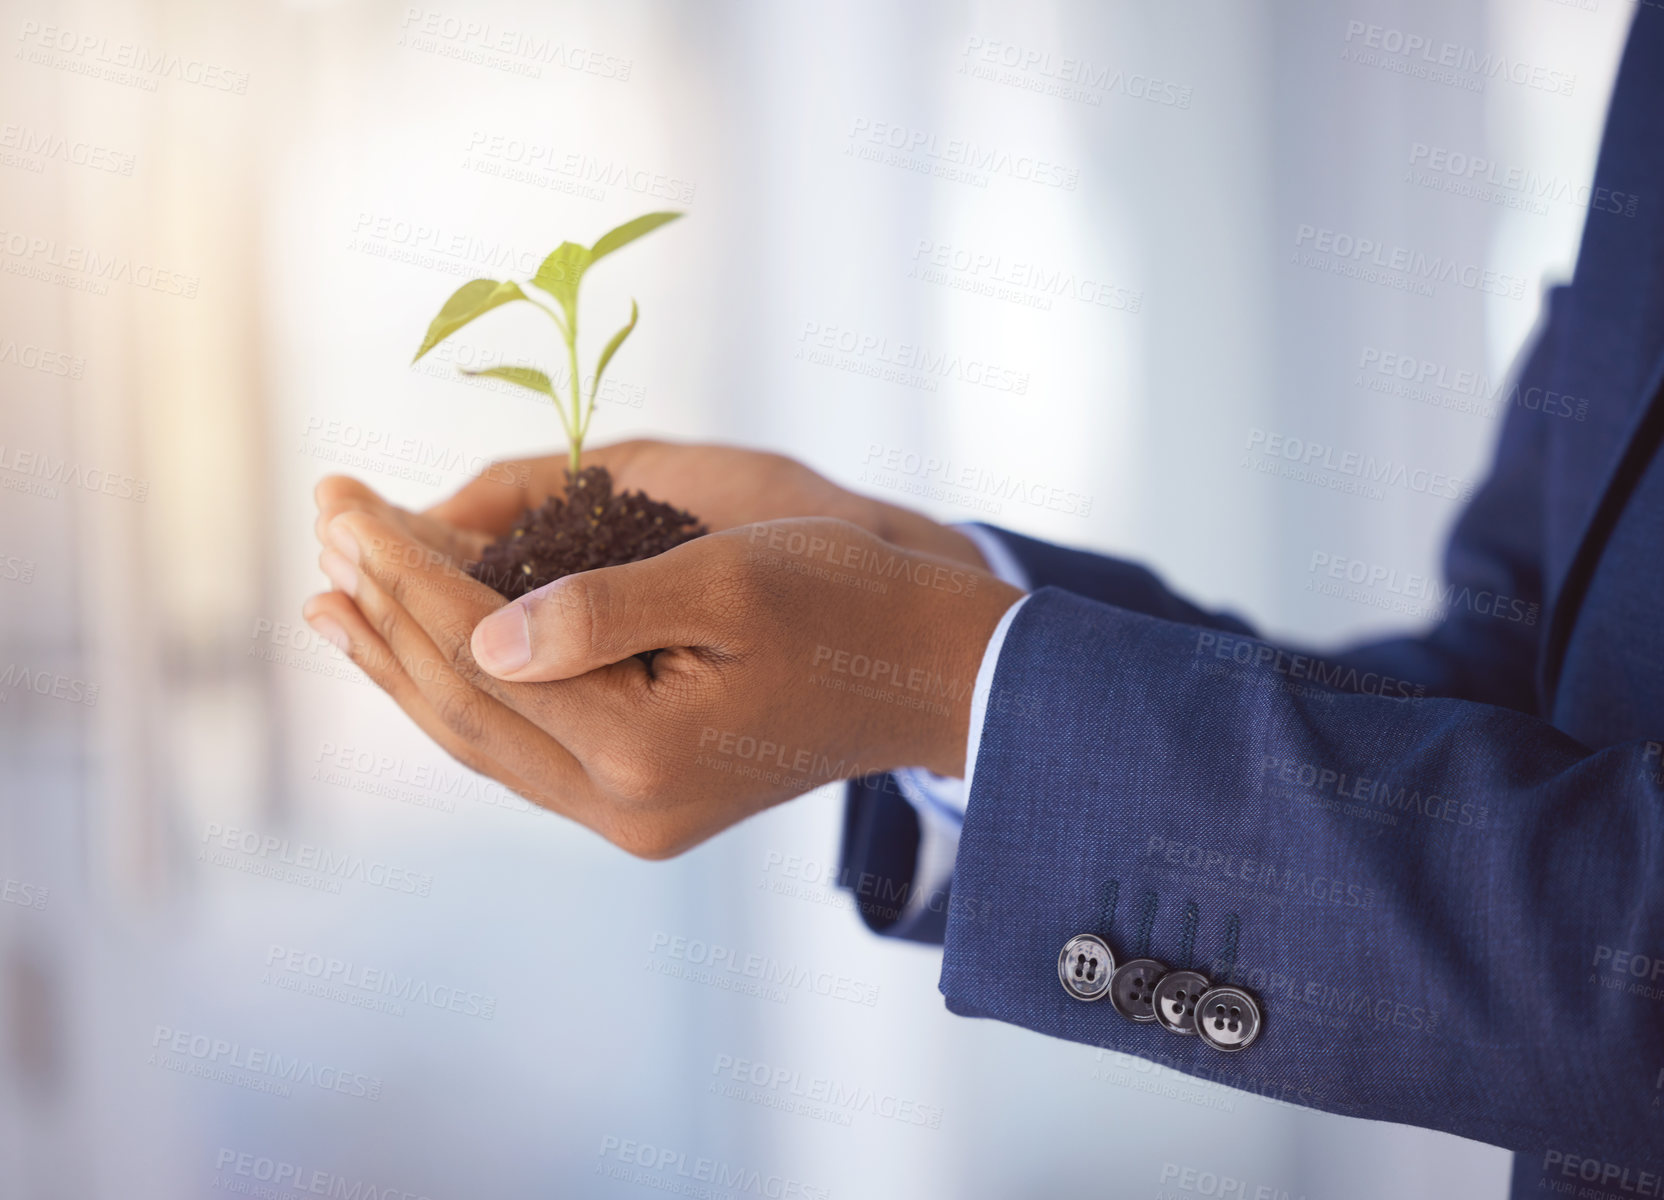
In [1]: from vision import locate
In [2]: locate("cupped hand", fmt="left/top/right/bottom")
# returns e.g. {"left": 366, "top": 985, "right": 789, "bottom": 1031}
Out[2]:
{"left": 303, "top": 508, "right": 1019, "bottom": 858}
{"left": 312, "top": 439, "right": 991, "bottom": 575}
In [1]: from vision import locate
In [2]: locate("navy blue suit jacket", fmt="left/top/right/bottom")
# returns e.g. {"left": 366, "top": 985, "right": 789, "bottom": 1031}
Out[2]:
{"left": 841, "top": 7, "right": 1664, "bottom": 1189}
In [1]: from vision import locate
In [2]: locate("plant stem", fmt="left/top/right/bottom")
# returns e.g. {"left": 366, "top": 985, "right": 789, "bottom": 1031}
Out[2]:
{"left": 566, "top": 330, "right": 582, "bottom": 477}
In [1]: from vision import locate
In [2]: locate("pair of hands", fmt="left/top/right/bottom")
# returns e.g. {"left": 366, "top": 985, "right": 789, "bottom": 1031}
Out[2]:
{"left": 304, "top": 441, "right": 1022, "bottom": 858}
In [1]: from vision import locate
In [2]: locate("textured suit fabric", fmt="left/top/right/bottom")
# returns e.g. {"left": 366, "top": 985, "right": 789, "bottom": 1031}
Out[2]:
{"left": 840, "top": 6, "right": 1664, "bottom": 1183}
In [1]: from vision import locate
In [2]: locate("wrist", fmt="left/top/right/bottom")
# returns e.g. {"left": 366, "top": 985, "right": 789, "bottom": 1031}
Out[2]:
{"left": 868, "top": 500, "right": 991, "bottom": 572}
{"left": 894, "top": 566, "right": 1023, "bottom": 779}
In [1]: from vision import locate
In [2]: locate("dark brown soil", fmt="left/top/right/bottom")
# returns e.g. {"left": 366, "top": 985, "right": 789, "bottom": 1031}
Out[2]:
{"left": 468, "top": 466, "right": 706, "bottom": 600}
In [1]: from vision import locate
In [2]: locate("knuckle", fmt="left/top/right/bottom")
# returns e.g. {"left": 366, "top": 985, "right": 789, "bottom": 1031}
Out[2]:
{"left": 314, "top": 475, "right": 369, "bottom": 510}
{"left": 379, "top": 562, "right": 415, "bottom": 609}
{"left": 354, "top": 639, "right": 400, "bottom": 683}
{"left": 539, "top": 576, "right": 606, "bottom": 662}
{"left": 447, "top": 639, "right": 492, "bottom": 689}
{"left": 423, "top": 601, "right": 479, "bottom": 670}
{"left": 578, "top": 580, "right": 610, "bottom": 657}
{"left": 607, "top": 816, "right": 681, "bottom": 861}
{"left": 713, "top": 545, "right": 782, "bottom": 624}
{"left": 432, "top": 681, "right": 486, "bottom": 742}
{"left": 589, "top": 740, "right": 667, "bottom": 809}
{"left": 356, "top": 587, "right": 401, "bottom": 647}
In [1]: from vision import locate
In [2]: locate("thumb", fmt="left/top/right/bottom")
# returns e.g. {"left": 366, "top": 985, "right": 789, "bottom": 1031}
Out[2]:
{"left": 469, "top": 542, "right": 722, "bottom": 681}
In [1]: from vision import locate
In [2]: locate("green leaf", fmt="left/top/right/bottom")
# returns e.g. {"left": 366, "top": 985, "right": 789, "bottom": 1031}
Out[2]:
{"left": 530, "top": 241, "right": 593, "bottom": 318}
{"left": 589, "top": 299, "right": 639, "bottom": 408}
{"left": 462, "top": 366, "right": 555, "bottom": 397}
{"left": 412, "top": 279, "right": 528, "bottom": 362}
{"left": 589, "top": 211, "right": 683, "bottom": 263}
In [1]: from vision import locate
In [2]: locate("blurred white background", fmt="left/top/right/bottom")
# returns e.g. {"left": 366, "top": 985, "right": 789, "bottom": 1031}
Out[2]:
{"left": 0, "top": 0, "right": 1632, "bottom": 1196}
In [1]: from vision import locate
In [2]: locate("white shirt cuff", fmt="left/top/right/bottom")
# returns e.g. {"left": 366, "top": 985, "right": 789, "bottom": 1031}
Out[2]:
{"left": 959, "top": 523, "right": 1032, "bottom": 593}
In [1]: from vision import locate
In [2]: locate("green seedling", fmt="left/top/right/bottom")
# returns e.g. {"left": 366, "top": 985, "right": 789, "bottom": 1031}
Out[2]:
{"left": 413, "top": 210, "right": 683, "bottom": 477}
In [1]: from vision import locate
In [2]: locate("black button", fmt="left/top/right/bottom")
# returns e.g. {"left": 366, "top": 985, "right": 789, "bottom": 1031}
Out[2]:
{"left": 1057, "top": 934, "right": 1115, "bottom": 1001}
{"left": 1109, "top": 958, "right": 1167, "bottom": 1022}
{"left": 1152, "top": 969, "right": 1210, "bottom": 1035}
{"left": 1196, "top": 985, "right": 1262, "bottom": 1052}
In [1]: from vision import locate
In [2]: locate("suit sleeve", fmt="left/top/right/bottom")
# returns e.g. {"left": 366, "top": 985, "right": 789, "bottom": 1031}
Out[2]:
{"left": 936, "top": 287, "right": 1664, "bottom": 1155}
{"left": 946, "top": 581, "right": 1662, "bottom": 1156}
{"left": 843, "top": 284, "right": 1664, "bottom": 1155}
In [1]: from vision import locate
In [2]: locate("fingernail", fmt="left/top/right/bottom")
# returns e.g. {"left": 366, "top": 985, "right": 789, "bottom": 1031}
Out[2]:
{"left": 306, "top": 614, "right": 351, "bottom": 654}
{"left": 328, "top": 518, "right": 361, "bottom": 564}
{"left": 473, "top": 603, "right": 531, "bottom": 673}
{"left": 320, "top": 548, "right": 358, "bottom": 595}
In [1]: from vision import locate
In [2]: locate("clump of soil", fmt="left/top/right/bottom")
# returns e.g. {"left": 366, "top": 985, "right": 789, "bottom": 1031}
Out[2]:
{"left": 468, "top": 466, "right": 706, "bottom": 600}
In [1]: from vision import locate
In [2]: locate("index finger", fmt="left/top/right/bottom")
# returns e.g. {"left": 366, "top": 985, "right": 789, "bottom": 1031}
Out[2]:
{"left": 329, "top": 508, "right": 634, "bottom": 753}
